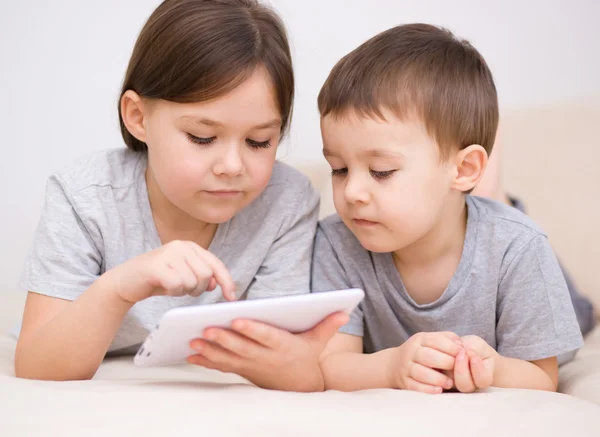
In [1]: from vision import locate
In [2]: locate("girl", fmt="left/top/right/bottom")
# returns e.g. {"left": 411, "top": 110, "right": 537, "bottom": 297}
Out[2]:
{"left": 14, "top": 0, "right": 346, "bottom": 391}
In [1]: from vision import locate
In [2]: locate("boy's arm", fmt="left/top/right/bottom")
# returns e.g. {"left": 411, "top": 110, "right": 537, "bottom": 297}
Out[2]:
{"left": 319, "top": 333, "right": 396, "bottom": 391}
{"left": 455, "top": 336, "right": 558, "bottom": 392}
{"left": 493, "top": 356, "right": 557, "bottom": 391}
{"left": 321, "top": 331, "right": 460, "bottom": 392}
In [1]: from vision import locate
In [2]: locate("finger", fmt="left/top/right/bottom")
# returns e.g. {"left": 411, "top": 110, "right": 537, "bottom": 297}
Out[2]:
{"left": 454, "top": 350, "right": 476, "bottom": 393}
{"left": 463, "top": 336, "right": 494, "bottom": 360}
{"left": 439, "top": 332, "right": 461, "bottom": 342}
{"left": 187, "top": 354, "right": 221, "bottom": 370}
{"left": 189, "top": 243, "right": 236, "bottom": 301}
{"left": 189, "top": 339, "right": 243, "bottom": 372}
{"left": 206, "top": 277, "right": 217, "bottom": 291}
{"left": 410, "top": 362, "right": 454, "bottom": 389}
{"left": 155, "top": 265, "right": 184, "bottom": 296}
{"left": 421, "top": 333, "right": 463, "bottom": 357}
{"left": 181, "top": 251, "right": 212, "bottom": 297}
{"left": 203, "top": 327, "right": 265, "bottom": 360}
{"left": 168, "top": 258, "right": 198, "bottom": 293}
{"left": 414, "top": 347, "right": 456, "bottom": 370}
{"left": 470, "top": 356, "right": 493, "bottom": 389}
{"left": 231, "top": 319, "right": 292, "bottom": 351}
{"left": 405, "top": 377, "right": 444, "bottom": 394}
{"left": 302, "top": 312, "right": 349, "bottom": 346}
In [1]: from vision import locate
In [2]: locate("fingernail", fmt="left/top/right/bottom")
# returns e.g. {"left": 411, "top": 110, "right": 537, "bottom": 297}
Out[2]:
{"left": 191, "top": 342, "right": 202, "bottom": 352}
{"left": 446, "top": 379, "right": 453, "bottom": 389}
{"left": 204, "top": 330, "right": 216, "bottom": 341}
{"left": 233, "top": 320, "right": 247, "bottom": 330}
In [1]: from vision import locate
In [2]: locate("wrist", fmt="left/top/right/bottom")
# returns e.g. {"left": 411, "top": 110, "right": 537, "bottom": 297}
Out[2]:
{"left": 101, "top": 268, "right": 138, "bottom": 309}
{"left": 386, "top": 346, "right": 404, "bottom": 389}
{"left": 297, "top": 360, "right": 326, "bottom": 392}
{"left": 263, "top": 362, "right": 325, "bottom": 392}
{"left": 491, "top": 351, "right": 504, "bottom": 385}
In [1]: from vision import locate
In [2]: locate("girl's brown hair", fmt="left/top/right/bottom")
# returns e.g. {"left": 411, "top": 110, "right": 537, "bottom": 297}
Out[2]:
{"left": 119, "top": 0, "right": 294, "bottom": 151}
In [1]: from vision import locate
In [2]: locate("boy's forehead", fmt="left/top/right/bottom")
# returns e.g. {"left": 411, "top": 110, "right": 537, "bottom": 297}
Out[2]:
{"left": 321, "top": 110, "right": 433, "bottom": 156}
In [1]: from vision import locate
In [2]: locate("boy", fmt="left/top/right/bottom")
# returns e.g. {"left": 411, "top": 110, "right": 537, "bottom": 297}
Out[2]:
{"left": 312, "top": 24, "right": 583, "bottom": 393}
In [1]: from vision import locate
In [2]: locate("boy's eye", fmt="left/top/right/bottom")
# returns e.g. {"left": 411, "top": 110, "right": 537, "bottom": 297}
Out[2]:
{"left": 187, "top": 134, "right": 215, "bottom": 145}
{"left": 247, "top": 139, "right": 271, "bottom": 149}
{"left": 370, "top": 170, "right": 396, "bottom": 180}
{"left": 331, "top": 168, "right": 348, "bottom": 177}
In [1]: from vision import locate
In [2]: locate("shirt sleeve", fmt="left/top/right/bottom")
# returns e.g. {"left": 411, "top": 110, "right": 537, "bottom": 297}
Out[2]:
{"left": 496, "top": 234, "right": 584, "bottom": 361}
{"left": 19, "top": 174, "right": 102, "bottom": 300}
{"left": 311, "top": 224, "right": 364, "bottom": 337}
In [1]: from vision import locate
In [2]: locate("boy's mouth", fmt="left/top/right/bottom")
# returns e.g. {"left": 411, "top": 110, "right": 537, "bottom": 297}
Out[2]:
{"left": 204, "top": 190, "right": 243, "bottom": 199}
{"left": 352, "top": 218, "right": 379, "bottom": 227}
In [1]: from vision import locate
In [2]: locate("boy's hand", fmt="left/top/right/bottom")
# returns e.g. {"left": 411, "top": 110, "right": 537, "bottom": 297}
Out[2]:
{"left": 453, "top": 335, "right": 498, "bottom": 393}
{"left": 187, "top": 312, "right": 349, "bottom": 392}
{"left": 391, "top": 332, "right": 463, "bottom": 394}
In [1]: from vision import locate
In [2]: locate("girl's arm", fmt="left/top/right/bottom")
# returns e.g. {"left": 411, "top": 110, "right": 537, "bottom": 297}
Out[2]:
{"left": 15, "top": 271, "right": 133, "bottom": 381}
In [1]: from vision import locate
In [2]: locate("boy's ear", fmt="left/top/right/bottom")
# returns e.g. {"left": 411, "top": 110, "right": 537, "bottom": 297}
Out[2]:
{"left": 451, "top": 144, "right": 488, "bottom": 192}
{"left": 120, "top": 90, "right": 149, "bottom": 144}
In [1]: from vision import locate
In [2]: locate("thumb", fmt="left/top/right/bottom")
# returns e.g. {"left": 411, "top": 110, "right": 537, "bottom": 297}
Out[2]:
{"left": 304, "top": 312, "right": 349, "bottom": 344}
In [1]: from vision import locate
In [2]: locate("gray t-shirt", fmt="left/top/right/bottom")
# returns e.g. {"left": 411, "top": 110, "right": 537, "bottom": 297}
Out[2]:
{"left": 312, "top": 195, "right": 583, "bottom": 362}
{"left": 18, "top": 148, "right": 319, "bottom": 354}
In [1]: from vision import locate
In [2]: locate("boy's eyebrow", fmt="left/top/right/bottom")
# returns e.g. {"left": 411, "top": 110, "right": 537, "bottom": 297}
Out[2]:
{"left": 323, "top": 147, "right": 405, "bottom": 159}
{"left": 179, "top": 115, "right": 281, "bottom": 129}
{"left": 362, "top": 148, "right": 405, "bottom": 158}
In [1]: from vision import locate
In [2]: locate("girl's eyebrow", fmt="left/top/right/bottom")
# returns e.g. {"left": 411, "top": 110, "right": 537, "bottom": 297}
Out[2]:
{"left": 179, "top": 115, "right": 282, "bottom": 130}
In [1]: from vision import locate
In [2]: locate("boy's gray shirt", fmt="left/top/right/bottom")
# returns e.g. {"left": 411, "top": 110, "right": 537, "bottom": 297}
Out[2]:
{"left": 312, "top": 195, "right": 583, "bottom": 361}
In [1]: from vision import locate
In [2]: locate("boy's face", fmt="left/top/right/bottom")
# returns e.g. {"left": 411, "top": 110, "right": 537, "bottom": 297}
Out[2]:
{"left": 321, "top": 110, "right": 458, "bottom": 253}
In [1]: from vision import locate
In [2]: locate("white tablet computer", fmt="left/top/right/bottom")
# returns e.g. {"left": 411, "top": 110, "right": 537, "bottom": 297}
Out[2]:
{"left": 134, "top": 288, "right": 364, "bottom": 367}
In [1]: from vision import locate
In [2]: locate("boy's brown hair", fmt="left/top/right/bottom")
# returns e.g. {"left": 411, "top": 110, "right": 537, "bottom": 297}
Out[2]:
{"left": 318, "top": 23, "right": 499, "bottom": 158}
{"left": 119, "top": 0, "right": 294, "bottom": 152}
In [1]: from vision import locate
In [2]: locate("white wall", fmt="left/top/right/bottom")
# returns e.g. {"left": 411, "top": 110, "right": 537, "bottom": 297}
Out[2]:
{"left": 1, "top": 0, "right": 599, "bottom": 297}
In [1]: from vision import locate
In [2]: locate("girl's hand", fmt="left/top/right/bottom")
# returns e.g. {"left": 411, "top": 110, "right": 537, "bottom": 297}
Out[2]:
{"left": 188, "top": 312, "right": 349, "bottom": 392}
{"left": 110, "top": 240, "right": 236, "bottom": 304}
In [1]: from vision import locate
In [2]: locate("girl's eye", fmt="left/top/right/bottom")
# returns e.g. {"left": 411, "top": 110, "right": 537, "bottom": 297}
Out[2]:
{"left": 247, "top": 139, "right": 271, "bottom": 149}
{"left": 187, "top": 134, "right": 215, "bottom": 145}
{"left": 370, "top": 170, "right": 396, "bottom": 180}
{"left": 331, "top": 168, "right": 348, "bottom": 177}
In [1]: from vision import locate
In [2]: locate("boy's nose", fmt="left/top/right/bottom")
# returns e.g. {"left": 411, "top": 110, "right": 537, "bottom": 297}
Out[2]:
{"left": 343, "top": 176, "right": 370, "bottom": 204}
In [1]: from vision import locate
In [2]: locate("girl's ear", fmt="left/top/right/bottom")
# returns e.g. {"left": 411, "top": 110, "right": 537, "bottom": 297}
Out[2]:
{"left": 120, "top": 90, "right": 148, "bottom": 143}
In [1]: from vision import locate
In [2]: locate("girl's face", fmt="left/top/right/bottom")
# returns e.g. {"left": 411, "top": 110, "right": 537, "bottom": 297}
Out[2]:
{"left": 142, "top": 68, "right": 282, "bottom": 224}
